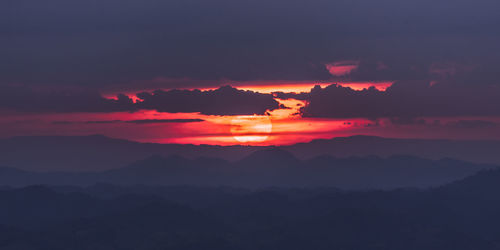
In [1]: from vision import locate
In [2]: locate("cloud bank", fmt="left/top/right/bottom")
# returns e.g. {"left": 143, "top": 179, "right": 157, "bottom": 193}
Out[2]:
{"left": 300, "top": 82, "right": 500, "bottom": 118}
{"left": 0, "top": 85, "right": 279, "bottom": 116}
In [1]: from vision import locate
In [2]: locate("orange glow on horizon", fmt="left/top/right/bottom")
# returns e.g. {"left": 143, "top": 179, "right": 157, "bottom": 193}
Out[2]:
{"left": 233, "top": 82, "right": 393, "bottom": 93}
{"left": 101, "top": 81, "right": 393, "bottom": 103}
{"left": 338, "top": 82, "right": 393, "bottom": 91}
{"left": 233, "top": 84, "right": 330, "bottom": 93}
{"left": 90, "top": 81, "right": 394, "bottom": 146}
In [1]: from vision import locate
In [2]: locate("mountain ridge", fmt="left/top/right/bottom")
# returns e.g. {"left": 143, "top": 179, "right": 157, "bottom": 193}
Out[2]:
{"left": 0, "top": 149, "right": 495, "bottom": 190}
{"left": 2, "top": 134, "right": 500, "bottom": 172}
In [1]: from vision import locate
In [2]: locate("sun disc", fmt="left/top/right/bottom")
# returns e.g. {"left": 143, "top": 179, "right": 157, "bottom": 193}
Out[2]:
{"left": 230, "top": 115, "right": 272, "bottom": 143}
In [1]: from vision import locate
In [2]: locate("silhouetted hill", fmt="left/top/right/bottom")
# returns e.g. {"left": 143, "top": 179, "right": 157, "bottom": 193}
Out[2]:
{"left": 0, "top": 167, "right": 49, "bottom": 186}
{"left": 0, "top": 135, "right": 263, "bottom": 171}
{"left": 437, "top": 167, "right": 500, "bottom": 201}
{"left": 285, "top": 135, "right": 500, "bottom": 165}
{"left": 2, "top": 184, "right": 500, "bottom": 249}
{"left": 0, "top": 186, "right": 101, "bottom": 229}
{"left": 100, "top": 155, "right": 232, "bottom": 186}
{"left": 304, "top": 155, "right": 495, "bottom": 189}
{"left": 0, "top": 150, "right": 495, "bottom": 189}
{"left": 45, "top": 202, "right": 231, "bottom": 250}
{"left": 3, "top": 135, "right": 500, "bottom": 172}
{"left": 238, "top": 147, "right": 300, "bottom": 166}
{"left": 0, "top": 185, "right": 174, "bottom": 230}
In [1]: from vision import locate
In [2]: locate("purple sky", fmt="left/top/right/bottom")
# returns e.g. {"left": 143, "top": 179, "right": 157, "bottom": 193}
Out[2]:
{"left": 2, "top": 0, "right": 500, "bottom": 144}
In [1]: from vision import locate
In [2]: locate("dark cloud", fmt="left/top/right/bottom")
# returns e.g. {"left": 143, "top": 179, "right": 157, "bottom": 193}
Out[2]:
{"left": 2, "top": 0, "right": 500, "bottom": 88}
{"left": 348, "top": 57, "right": 500, "bottom": 86}
{"left": 389, "top": 117, "right": 427, "bottom": 126}
{"left": 2, "top": 0, "right": 500, "bottom": 119}
{"left": 4, "top": 82, "right": 500, "bottom": 120}
{"left": 136, "top": 86, "right": 280, "bottom": 115}
{"left": 300, "top": 82, "right": 500, "bottom": 118}
{"left": 445, "top": 120, "right": 498, "bottom": 129}
{"left": 0, "top": 85, "right": 135, "bottom": 113}
{"left": 1, "top": 85, "right": 278, "bottom": 116}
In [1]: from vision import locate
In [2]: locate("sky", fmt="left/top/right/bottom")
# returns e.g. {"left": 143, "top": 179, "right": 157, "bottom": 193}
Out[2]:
{"left": 2, "top": 0, "right": 500, "bottom": 145}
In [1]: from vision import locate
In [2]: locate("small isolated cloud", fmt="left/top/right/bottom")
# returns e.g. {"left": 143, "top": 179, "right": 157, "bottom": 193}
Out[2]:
{"left": 429, "top": 62, "right": 477, "bottom": 80}
{"left": 325, "top": 61, "right": 359, "bottom": 76}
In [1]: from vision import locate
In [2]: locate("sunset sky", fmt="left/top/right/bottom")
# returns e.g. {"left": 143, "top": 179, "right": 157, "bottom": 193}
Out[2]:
{"left": 2, "top": 0, "right": 500, "bottom": 145}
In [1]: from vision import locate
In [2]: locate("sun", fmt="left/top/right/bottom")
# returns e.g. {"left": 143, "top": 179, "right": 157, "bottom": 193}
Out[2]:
{"left": 230, "top": 115, "right": 272, "bottom": 143}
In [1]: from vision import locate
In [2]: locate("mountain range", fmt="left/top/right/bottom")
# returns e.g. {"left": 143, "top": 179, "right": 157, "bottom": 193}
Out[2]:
{"left": 2, "top": 135, "right": 500, "bottom": 172}
{"left": 0, "top": 148, "right": 496, "bottom": 189}
{"left": 3, "top": 166, "right": 500, "bottom": 249}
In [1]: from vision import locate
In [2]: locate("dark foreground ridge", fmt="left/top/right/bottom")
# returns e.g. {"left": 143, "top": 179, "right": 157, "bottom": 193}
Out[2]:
{"left": 2, "top": 167, "right": 500, "bottom": 250}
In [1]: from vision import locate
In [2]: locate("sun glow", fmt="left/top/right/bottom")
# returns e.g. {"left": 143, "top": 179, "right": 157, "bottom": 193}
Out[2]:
{"left": 233, "top": 82, "right": 393, "bottom": 93}
{"left": 230, "top": 115, "right": 272, "bottom": 143}
{"left": 90, "top": 82, "right": 395, "bottom": 146}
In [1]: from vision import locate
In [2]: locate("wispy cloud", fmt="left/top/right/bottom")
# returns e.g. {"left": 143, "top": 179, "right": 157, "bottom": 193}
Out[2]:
{"left": 53, "top": 119, "right": 204, "bottom": 125}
